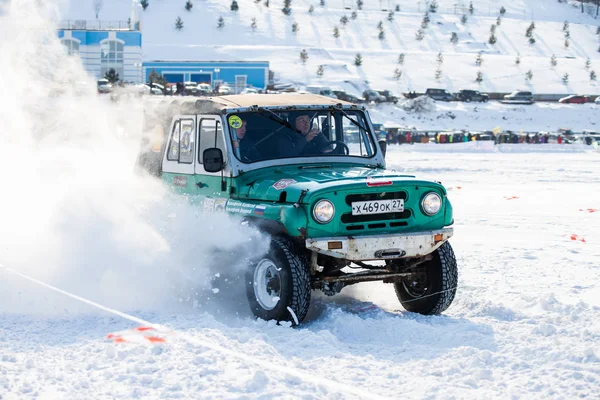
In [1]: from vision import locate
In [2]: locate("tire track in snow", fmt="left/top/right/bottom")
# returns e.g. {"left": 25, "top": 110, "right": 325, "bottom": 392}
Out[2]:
{"left": 0, "top": 262, "right": 387, "bottom": 400}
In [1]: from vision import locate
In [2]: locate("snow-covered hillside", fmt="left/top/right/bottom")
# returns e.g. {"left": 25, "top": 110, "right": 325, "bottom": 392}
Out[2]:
{"left": 61, "top": 0, "right": 600, "bottom": 95}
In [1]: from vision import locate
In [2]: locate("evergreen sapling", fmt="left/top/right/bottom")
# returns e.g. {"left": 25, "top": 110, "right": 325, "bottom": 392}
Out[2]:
{"left": 175, "top": 16, "right": 183, "bottom": 30}
{"left": 354, "top": 53, "right": 363, "bottom": 66}
{"left": 300, "top": 48, "right": 308, "bottom": 64}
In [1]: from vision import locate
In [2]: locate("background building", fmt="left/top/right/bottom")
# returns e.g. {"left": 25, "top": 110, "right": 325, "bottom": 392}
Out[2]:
{"left": 142, "top": 61, "right": 269, "bottom": 91}
{"left": 57, "top": 20, "right": 142, "bottom": 83}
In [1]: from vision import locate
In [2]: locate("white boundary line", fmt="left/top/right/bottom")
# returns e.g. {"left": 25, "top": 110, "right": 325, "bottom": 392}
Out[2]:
{"left": 0, "top": 263, "right": 387, "bottom": 400}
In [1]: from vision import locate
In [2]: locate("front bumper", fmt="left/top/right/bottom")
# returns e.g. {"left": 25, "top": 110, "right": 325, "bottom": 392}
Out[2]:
{"left": 305, "top": 228, "right": 453, "bottom": 261}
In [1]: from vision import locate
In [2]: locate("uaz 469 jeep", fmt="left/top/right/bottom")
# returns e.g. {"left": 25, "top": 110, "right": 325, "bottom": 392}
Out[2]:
{"left": 137, "top": 94, "right": 457, "bottom": 325}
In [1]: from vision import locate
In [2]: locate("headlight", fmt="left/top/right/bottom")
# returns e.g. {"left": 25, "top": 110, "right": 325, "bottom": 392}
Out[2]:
{"left": 313, "top": 200, "right": 335, "bottom": 224}
{"left": 421, "top": 192, "right": 442, "bottom": 216}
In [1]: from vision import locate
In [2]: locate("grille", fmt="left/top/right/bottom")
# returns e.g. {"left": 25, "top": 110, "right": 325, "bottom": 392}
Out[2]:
{"left": 341, "top": 210, "right": 411, "bottom": 224}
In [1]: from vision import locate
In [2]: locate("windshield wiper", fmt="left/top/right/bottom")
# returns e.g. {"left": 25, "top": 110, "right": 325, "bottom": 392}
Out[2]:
{"left": 338, "top": 108, "right": 369, "bottom": 132}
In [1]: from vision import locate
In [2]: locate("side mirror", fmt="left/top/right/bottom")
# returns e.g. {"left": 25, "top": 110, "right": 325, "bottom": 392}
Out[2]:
{"left": 378, "top": 139, "right": 387, "bottom": 159}
{"left": 203, "top": 148, "right": 224, "bottom": 173}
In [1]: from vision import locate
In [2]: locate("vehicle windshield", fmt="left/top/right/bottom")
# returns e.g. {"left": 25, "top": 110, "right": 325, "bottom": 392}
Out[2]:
{"left": 227, "top": 109, "right": 377, "bottom": 164}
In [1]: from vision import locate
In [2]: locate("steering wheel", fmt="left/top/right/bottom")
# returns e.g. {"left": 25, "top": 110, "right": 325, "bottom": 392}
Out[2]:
{"left": 316, "top": 140, "right": 350, "bottom": 155}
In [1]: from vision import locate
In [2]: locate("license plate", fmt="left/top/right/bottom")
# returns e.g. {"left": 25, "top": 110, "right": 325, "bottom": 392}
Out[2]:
{"left": 352, "top": 199, "right": 404, "bottom": 215}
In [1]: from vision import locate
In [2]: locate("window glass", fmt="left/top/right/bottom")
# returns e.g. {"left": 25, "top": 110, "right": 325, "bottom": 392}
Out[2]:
{"left": 199, "top": 119, "right": 227, "bottom": 165}
{"left": 228, "top": 110, "right": 376, "bottom": 164}
{"left": 100, "top": 40, "right": 124, "bottom": 81}
{"left": 167, "top": 121, "right": 181, "bottom": 161}
{"left": 179, "top": 119, "right": 195, "bottom": 164}
{"left": 61, "top": 39, "right": 79, "bottom": 56}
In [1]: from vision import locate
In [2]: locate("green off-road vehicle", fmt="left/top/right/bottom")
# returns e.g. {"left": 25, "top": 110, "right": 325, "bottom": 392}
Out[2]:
{"left": 137, "top": 94, "right": 457, "bottom": 325}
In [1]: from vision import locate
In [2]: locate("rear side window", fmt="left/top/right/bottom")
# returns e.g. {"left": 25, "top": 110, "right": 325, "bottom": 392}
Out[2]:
{"left": 166, "top": 119, "right": 195, "bottom": 164}
{"left": 166, "top": 121, "right": 180, "bottom": 161}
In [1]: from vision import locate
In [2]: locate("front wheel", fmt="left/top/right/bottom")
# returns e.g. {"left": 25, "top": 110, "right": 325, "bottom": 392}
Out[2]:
{"left": 246, "top": 237, "right": 311, "bottom": 325}
{"left": 394, "top": 241, "right": 458, "bottom": 315}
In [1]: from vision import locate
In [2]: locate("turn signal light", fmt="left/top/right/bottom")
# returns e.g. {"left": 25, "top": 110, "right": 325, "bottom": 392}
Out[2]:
{"left": 434, "top": 233, "right": 443, "bottom": 243}
{"left": 328, "top": 241, "right": 343, "bottom": 250}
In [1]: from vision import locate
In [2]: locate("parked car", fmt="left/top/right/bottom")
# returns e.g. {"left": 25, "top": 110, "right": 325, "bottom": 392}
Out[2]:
{"left": 135, "top": 94, "right": 458, "bottom": 325}
{"left": 97, "top": 78, "right": 113, "bottom": 94}
{"left": 306, "top": 85, "right": 335, "bottom": 98}
{"left": 184, "top": 81, "right": 198, "bottom": 95}
{"left": 363, "top": 90, "right": 386, "bottom": 103}
{"left": 559, "top": 95, "right": 592, "bottom": 104}
{"left": 332, "top": 90, "right": 364, "bottom": 103}
{"left": 196, "top": 83, "right": 213, "bottom": 96}
{"left": 217, "top": 85, "right": 233, "bottom": 95}
{"left": 147, "top": 83, "right": 165, "bottom": 95}
{"left": 240, "top": 87, "right": 259, "bottom": 95}
{"left": 376, "top": 90, "right": 399, "bottom": 104}
{"left": 455, "top": 89, "right": 489, "bottom": 102}
{"left": 425, "top": 88, "right": 454, "bottom": 101}
{"left": 503, "top": 91, "right": 534, "bottom": 104}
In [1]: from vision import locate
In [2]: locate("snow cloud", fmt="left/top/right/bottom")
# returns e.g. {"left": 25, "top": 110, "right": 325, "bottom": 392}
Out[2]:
{"left": 0, "top": 0, "right": 268, "bottom": 316}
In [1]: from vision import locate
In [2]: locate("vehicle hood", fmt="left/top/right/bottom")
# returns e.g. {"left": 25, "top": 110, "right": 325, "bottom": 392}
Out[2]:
{"left": 234, "top": 164, "right": 445, "bottom": 203}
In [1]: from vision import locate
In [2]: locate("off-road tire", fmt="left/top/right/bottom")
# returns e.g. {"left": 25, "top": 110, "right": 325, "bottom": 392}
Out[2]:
{"left": 394, "top": 241, "right": 457, "bottom": 315}
{"left": 246, "top": 237, "right": 311, "bottom": 325}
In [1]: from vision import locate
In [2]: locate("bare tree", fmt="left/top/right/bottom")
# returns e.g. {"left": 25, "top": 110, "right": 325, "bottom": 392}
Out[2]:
{"left": 93, "top": 0, "right": 104, "bottom": 20}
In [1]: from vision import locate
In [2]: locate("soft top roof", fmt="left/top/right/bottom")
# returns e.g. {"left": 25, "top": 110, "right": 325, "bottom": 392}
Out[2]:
{"left": 213, "top": 93, "right": 352, "bottom": 108}
{"left": 145, "top": 93, "right": 357, "bottom": 116}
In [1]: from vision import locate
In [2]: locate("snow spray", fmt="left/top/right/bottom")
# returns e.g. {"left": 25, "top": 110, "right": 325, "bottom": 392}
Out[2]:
{"left": 0, "top": 0, "right": 268, "bottom": 316}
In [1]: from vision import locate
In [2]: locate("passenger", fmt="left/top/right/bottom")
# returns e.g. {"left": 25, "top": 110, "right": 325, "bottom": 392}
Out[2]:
{"left": 278, "top": 113, "right": 329, "bottom": 157}
{"left": 232, "top": 119, "right": 262, "bottom": 162}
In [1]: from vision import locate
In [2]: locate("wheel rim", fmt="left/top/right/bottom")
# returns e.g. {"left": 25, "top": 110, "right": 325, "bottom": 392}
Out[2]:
{"left": 253, "top": 259, "right": 282, "bottom": 310}
{"left": 402, "top": 270, "right": 430, "bottom": 298}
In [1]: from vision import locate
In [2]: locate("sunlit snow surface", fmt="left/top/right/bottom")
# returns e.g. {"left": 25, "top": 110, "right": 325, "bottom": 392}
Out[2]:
{"left": 1, "top": 149, "right": 599, "bottom": 399}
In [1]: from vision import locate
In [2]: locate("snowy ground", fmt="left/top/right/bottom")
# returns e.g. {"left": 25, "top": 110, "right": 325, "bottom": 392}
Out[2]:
{"left": 2, "top": 149, "right": 599, "bottom": 399}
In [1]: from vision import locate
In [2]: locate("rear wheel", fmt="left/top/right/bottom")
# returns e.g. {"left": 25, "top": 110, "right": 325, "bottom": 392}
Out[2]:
{"left": 246, "top": 237, "right": 311, "bottom": 325}
{"left": 394, "top": 241, "right": 458, "bottom": 315}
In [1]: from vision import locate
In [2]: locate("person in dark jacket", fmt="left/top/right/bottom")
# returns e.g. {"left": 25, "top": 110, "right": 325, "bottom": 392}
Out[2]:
{"left": 232, "top": 119, "right": 262, "bottom": 162}
{"left": 278, "top": 113, "right": 329, "bottom": 157}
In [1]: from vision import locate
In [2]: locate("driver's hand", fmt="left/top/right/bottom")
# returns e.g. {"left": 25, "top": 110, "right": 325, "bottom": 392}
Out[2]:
{"left": 232, "top": 140, "right": 240, "bottom": 149}
{"left": 305, "top": 129, "right": 319, "bottom": 142}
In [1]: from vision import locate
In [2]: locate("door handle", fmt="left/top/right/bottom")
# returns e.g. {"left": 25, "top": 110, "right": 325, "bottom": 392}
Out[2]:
{"left": 196, "top": 182, "right": 208, "bottom": 188}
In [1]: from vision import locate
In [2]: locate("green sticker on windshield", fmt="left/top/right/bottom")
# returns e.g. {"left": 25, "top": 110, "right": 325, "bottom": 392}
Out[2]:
{"left": 228, "top": 115, "right": 242, "bottom": 129}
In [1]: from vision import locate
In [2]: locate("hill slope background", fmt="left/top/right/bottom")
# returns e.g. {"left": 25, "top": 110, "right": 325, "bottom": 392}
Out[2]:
{"left": 62, "top": 0, "right": 600, "bottom": 95}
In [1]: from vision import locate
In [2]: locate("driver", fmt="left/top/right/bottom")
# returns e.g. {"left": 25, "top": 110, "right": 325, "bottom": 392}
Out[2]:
{"left": 278, "top": 113, "right": 329, "bottom": 157}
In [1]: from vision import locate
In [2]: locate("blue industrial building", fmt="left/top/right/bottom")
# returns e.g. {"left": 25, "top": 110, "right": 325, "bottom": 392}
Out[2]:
{"left": 142, "top": 61, "right": 270, "bottom": 91}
